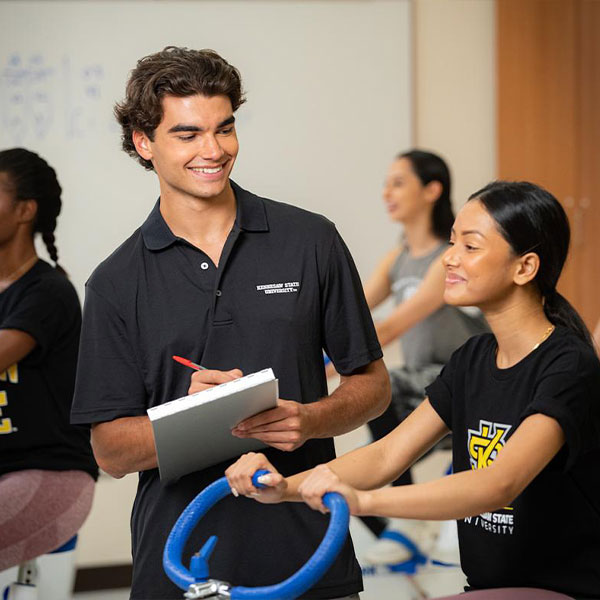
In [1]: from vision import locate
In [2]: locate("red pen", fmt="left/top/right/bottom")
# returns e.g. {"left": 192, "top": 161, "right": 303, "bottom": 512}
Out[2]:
{"left": 172, "top": 355, "right": 207, "bottom": 371}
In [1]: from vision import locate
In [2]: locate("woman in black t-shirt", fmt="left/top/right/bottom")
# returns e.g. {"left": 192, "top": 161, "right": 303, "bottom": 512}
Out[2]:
{"left": 227, "top": 181, "right": 600, "bottom": 599}
{"left": 0, "top": 149, "right": 97, "bottom": 571}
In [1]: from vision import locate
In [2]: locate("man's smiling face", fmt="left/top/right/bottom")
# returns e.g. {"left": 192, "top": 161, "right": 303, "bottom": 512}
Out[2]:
{"left": 134, "top": 94, "right": 239, "bottom": 203}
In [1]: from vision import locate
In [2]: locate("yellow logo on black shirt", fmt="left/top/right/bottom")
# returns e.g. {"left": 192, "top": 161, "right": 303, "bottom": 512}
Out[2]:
{"left": 468, "top": 419, "right": 511, "bottom": 470}
{"left": 0, "top": 363, "right": 19, "bottom": 434}
{"left": 465, "top": 420, "right": 515, "bottom": 531}
{"left": 0, "top": 391, "right": 15, "bottom": 434}
{"left": 0, "top": 364, "right": 18, "bottom": 384}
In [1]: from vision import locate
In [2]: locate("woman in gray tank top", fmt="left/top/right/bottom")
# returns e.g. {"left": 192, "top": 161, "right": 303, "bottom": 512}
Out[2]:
{"left": 360, "top": 150, "right": 487, "bottom": 565}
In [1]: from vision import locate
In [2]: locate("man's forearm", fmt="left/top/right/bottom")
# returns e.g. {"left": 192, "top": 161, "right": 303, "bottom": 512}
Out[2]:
{"left": 91, "top": 416, "right": 158, "bottom": 478}
{"left": 306, "top": 358, "right": 390, "bottom": 439}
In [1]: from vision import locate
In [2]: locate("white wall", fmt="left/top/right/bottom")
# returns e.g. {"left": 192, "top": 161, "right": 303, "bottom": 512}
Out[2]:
{"left": 0, "top": 0, "right": 412, "bottom": 299}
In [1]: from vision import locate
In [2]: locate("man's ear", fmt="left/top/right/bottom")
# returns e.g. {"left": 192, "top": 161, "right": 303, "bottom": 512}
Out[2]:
{"left": 132, "top": 130, "right": 153, "bottom": 161}
{"left": 513, "top": 252, "right": 540, "bottom": 286}
{"left": 15, "top": 199, "right": 37, "bottom": 226}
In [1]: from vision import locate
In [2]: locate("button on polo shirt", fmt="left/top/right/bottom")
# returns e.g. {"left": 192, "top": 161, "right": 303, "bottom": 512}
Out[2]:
{"left": 71, "top": 180, "right": 381, "bottom": 599}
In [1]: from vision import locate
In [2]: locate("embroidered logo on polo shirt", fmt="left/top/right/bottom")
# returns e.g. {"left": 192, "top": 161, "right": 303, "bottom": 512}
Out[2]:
{"left": 256, "top": 281, "right": 300, "bottom": 295}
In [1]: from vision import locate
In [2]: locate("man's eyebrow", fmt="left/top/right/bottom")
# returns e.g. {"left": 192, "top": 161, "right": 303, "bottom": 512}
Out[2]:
{"left": 218, "top": 116, "right": 235, "bottom": 128}
{"left": 168, "top": 124, "right": 201, "bottom": 134}
{"left": 167, "top": 116, "right": 235, "bottom": 134}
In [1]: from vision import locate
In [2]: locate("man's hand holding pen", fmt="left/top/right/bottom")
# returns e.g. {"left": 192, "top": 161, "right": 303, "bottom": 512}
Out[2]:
{"left": 187, "top": 368, "right": 244, "bottom": 394}
{"left": 173, "top": 354, "right": 244, "bottom": 394}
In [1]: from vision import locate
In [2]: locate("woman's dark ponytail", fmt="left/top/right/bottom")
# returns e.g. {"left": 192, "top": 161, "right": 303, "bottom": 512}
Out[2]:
{"left": 469, "top": 181, "right": 593, "bottom": 348}
{"left": 543, "top": 290, "right": 593, "bottom": 347}
{"left": 0, "top": 148, "right": 67, "bottom": 275}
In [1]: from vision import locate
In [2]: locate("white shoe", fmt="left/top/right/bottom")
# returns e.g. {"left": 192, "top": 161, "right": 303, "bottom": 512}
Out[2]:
{"left": 363, "top": 519, "right": 436, "bottom": 565}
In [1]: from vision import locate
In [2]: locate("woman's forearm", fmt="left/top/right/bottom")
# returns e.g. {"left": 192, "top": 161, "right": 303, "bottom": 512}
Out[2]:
{"left": 282, "top": 437, "right": 403, "bottom": 502}
{"left": 358, "top": 465, "right": 510, "bottom": 521}
{"left": 355, "top": 412, "right": 565, "bottom": 521}
{"left": 284, "top": 399, "right": 449, "bottom": 502}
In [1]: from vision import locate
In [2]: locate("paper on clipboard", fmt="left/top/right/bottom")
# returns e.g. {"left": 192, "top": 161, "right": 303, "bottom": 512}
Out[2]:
{"left": 148, "top": 368, "right": 278, "bottom": 482}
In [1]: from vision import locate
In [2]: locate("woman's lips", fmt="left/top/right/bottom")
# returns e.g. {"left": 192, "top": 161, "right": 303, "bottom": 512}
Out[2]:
{"left": 445, "top": 273, "right": 466, "bottom": 284}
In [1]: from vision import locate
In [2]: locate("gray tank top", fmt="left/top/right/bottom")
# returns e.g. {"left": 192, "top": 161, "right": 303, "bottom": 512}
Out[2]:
{"left": 390, "top": 243, "right": 487, "bottom": 369}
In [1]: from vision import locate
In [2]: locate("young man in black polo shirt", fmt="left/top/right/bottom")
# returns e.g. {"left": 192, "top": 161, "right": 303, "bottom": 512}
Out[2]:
{"left": 71, "top": 47, "right": 390, "bottom": 599}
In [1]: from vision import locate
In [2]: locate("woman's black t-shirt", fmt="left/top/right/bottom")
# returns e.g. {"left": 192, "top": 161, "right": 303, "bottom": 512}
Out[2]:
{"left": 426, "top": 326, "right": 600, "bottom": 597}
{"left": 0, "top": 260, "right": 97, "bottom": 479}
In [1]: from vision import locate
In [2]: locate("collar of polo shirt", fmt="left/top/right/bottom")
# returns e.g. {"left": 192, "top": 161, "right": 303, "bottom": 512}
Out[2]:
{"left": 141, "top": 180, "right": 270, "bottom": 251}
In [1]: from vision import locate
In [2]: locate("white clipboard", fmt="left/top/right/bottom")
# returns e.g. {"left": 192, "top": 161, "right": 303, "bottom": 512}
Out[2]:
{"left": 148, "top": 368, "right": 278, "bottom": 483}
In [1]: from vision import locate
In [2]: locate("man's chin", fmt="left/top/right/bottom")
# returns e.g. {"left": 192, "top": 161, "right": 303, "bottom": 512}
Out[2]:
{"left": 190, "top": 180, "right": 232, "bottom": 201}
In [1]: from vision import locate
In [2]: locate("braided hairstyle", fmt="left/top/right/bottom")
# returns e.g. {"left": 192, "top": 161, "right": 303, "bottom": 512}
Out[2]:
{"left": 0, "top": 148, "right": 66, "bottom": 275}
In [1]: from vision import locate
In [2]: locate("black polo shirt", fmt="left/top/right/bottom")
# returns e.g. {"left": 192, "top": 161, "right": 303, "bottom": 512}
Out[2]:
{"left": 71, "top": 181, "right": 382, "bottom": 599}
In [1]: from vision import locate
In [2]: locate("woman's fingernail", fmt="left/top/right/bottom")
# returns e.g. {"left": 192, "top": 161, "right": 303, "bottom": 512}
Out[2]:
{"left": 231, "top": 487, "right": 239, "bottom": 497}
{"left": 257, "top": 474, "right": 272, "bottom": 485}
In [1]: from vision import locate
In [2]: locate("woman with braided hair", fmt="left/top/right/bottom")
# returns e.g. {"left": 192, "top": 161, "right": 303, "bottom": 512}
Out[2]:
{"left": 0, "top": 148, "right": 97, "bottom": 577}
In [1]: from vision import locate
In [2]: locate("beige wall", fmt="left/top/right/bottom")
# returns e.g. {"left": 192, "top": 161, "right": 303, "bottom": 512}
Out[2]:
{"left": 414, "top": 0, "right": 496, "bottom": 209}
{"left": 76, "top": 474, "right": 138, "bottom": 567}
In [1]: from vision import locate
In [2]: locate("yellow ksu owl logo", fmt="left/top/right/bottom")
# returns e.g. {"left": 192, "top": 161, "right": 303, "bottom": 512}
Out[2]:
{"left": 468, "top": 419, "right": 511, "bottom": 470}
{"left": 0, "top": 363, "right": 19, "bottom": 434}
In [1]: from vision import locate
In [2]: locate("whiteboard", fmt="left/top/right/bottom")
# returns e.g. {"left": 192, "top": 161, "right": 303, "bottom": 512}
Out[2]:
{"left": 0, "top": 0, "right": 412, "bottom": 300}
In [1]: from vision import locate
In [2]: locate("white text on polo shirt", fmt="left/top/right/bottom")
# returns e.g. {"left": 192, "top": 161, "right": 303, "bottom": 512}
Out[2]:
{"left": 256, "top": 282, "right": 300, "bottom": 294}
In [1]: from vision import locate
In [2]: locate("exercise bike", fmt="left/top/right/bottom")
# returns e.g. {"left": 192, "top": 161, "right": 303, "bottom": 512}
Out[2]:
{"left": 163, "top": 470, "right": 349, "bottom": 599}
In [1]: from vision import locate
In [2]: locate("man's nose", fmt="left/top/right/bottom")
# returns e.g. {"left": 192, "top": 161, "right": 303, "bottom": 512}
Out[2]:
{"left": 200, "top": 134, "right": 224, "bottom": 161}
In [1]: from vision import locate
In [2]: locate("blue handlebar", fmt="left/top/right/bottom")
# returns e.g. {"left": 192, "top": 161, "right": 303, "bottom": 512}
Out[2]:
{"left": 252, "top": 469, "right": 270, "bottom": 489}
{"left": 163, "top": 472, "right": 349, "bottom": 600}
